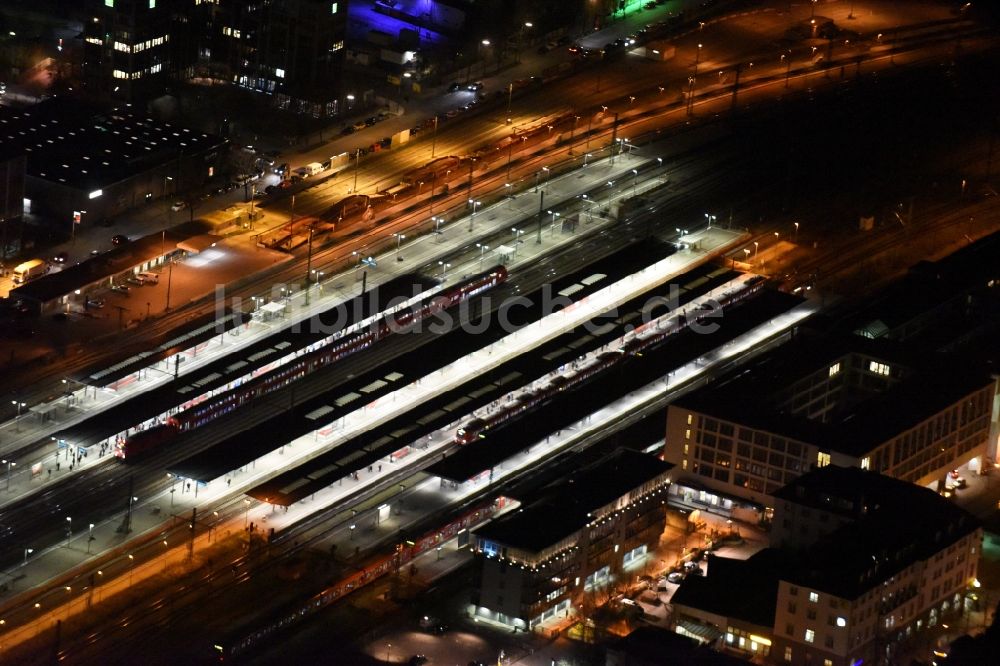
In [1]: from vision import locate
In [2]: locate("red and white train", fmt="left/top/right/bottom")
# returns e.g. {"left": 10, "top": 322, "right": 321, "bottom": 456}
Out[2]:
{"left": 116, "top": 265, "right": 509, "bottom": 460}
{"left": 454, "top": 275, "right": 765, "bottom": 444}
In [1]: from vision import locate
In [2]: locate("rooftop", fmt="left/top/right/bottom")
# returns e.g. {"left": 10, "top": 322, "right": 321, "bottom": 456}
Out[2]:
{"left": 673, "top": 334, "right": 993, "bottom": 457}
{"left": 473, "top": 448, "right": 671, "bottom": 554}
{"left": 10, "top": 221, "right": 210, "bottom": 304}
{"left": 670, "top": 550, "right": 790, "bottom": 629}
{"left": 0, "top": 98, "right": 225, "bottom": 191}
{"left": 779, "top": 466, "right": 981, "bottom": 599}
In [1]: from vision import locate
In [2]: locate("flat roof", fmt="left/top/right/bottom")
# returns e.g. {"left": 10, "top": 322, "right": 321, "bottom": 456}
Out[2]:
{"left": 670, "top": 549, "right": 789, "bottom": 629}
{"left": 473, "top": 449, "right": 671, "bottom": 553}
{"left": 777, "top": 466, "right": 981, "bottom": 599}
{"left": 54, "top": 273, "right": 436, "bottom": 446}
{"left": 0, "top": 98, "right": 226, "bottom": 191}
{"left": 430, "top": 288, "right": 800, "bottom": 484}
{"left": 673, "top": 334, "right": 994, "bottom": 458}
{"left": 10, "top": 221, "right": 210, "bottom": 304}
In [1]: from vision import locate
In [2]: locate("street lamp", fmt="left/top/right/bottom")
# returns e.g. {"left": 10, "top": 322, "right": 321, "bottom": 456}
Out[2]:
{"left": 695, "top": 43, "right": 703, "bottom": 77}
{"left": 23, "top": 548, "right": 33, "bottom": 566}
{"left": 244, "top": 498, "right": 251, "bottom": 529}
{"left": 128, "top": 553, "right": 135, "bottom": 587}
{"left": 11, "top": 400, "right": 25, "bottom": 432}
{"left": 438, "top": 261, "right": 451, "bottom": 278}
{"left": 547, "top": 210, "right": 560, "bottom": 235}
{"left": 511, "top": 227, "right": 523, "bottom": 254}
{"left": 66, "top": 516, "right": 72, "bottom": 547}
{"left": 476, "top": 243, "right": 490, "bottom": 267}
{"left": 2, "top": 459, "right": 13, "bottom": 491}
{"left": 753, "top": 241, "right": 759, "bottom": 262}
{"left": 794, "top": 222, "right": 800, "bottom": 241}
{"left": 432, "top": 216, "right": 444, "bottom": 234}
{"left": 632, "top": 169, "right": 638, "bottom": 197}
{"left": 87, "top": 523, "right": 95, "bottom": 554}
{"left": 705, "top": 213, "right": 717, "bottom": 228}
{"left": 394, "top": 232, "right": 405, "bottom": 261}
{"left": 468, "top": 200, "right": 481, "bottom": 232}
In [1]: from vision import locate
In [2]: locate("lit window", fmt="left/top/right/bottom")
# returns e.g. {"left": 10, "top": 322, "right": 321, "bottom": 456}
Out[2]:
{"left": 809, "top": 592, "right": 819, "bottom": 603}
{"left": 105, "top": 0, "right": 114, "bottom": 6}
{"left": 685, "top": 429, "right": 691, "bottom": 440}
{"left": 330, "top": 40, "right": 344, "bottom": 52}
{"left": 687, "top": 414, "right": 693, "bottom": 425}
{"left": 816, "top": 452, "right": 830, "bottom": 468}
{"left": 836, "top": 616, "right": 847, "bottom": 627}
{"left": 784, "top": 647, "right": 792, "bottom": 662}
{"left": 275, "top": 68, "right": 285, "bottom": 78}
{"left": 682, "top": 459, "right": 687, "bottom": 470}
{"left": 868, "top": 361, "right": 890, "bottom": 376}
{"left": 829, "top": 362, "right": 840, "bottom": 377}
{"left": 804, "top": 629, "right": 815, "bottom": 643}
{"left": 149, "top": 0, "right": 156, "bottom": 7}
{"left": 824, "top": 661, "right": 833, "bottom": 666}
{"left": 860, "top": 456, "right": 870, "bottom": 470}
{"left": 331, "top": 2, "right": 338, "bottom": 13}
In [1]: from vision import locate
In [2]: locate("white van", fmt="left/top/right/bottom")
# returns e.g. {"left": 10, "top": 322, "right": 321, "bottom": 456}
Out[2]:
{"left": 138, "top": 272, "right": 159, "bottom": 285}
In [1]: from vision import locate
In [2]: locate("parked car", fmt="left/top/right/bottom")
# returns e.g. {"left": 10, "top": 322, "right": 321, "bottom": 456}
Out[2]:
{"left": 170, "top": 201, "right": 186, "bottom": 211}
{"left": 109, "top": 284, "right": 129, "bottom": 294}
{"left": 111, "top": 234, "right": 128, "bottom": 245}
{"left": 364, "top": 116, "right": 377, "bottom": 126}
{"left": 667, "top": 571, "right": 685, "bottom": 583}
{"left": 53, "top": 251, "right": 69, "bottom": 264}
{"left": 86, "top": 297, "right": 105, "bottom": 309}
{"left": 340, "top": 126, "right": 355, "bottom": 136}
{"left": 352, "top": 120, "right": 367, "bottom": 131}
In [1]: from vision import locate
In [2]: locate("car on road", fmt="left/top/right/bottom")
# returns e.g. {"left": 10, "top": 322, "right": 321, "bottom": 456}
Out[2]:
{"left": 644, "top": 0, "right": 658, "bottom": 8}
{"left": 111, "top": 234, "right": 128, "bottom": 245}
{"left": 86, "top": 297, "right": 105, "bottom": 309}
{"left": 466, "top": 81, "right": 484, "bottom": 92}
{"left": 170, "top": 201, "right": 186, "bottom": 211}
{"left": 109, "top": 283, "right": 129, "bottom": 294}
{"left": 53, "top": 251, "right": 68, "bottom": 264}
{"left": 667, "top": 571, "right": 685, "bottom": 583}
{"left": 352, "top": 120, "right": 367, "bottom": 131}
{"left": 364, "top": 116, "right": 377, "bottom": 126}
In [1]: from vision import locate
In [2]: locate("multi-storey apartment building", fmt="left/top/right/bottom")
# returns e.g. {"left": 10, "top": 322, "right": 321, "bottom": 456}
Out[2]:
{"left": 664, "top": 335, "right": 994, "bottom": 520}
{"left": 82, "top": 0, "right": 348, "bottom": 115}
{"left": 470, "top": 449, "right": 672, "bottom": 631}
{"left": 671, "top": 466, "right": 982, "bottom": 666}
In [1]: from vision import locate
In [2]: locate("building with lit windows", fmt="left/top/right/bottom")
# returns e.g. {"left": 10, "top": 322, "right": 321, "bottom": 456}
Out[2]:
{"left": 82, "top": 0, "right": 181, "bottom": 102}
{"left": 470, "top": 449, "right": 672, "bottom": 631}
{"left": 197, "top": 0, "right": 349, "bottom": 117}
{"left": 82, "top": 0, "right": 349, "bottom": 116}
{"left": 670, "top": 466, "right": 982, "bottom": 666}
{"left": 663, "top": 334, "right": 995, "bottom": 520}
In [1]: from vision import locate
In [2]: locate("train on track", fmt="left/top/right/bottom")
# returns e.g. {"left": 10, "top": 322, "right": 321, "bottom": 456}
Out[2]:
{"left": 115, "top": 265, "right": 509, "bottom": 461}
{"left": 454, "top": 275, "right": 767, "bottom": 444}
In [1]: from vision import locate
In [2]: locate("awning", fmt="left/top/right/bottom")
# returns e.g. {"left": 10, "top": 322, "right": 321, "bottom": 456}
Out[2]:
{"left": 177, "top": 234, "right": 222, "bottom": 254}
{"left": 673, "top": 478, "right": 765, "bottom": 511}
{"left": 259, "top": 302, "right": 285, "bottom": 314}
{"left": 677, "top": 619, "right": 723, "bottom": 643}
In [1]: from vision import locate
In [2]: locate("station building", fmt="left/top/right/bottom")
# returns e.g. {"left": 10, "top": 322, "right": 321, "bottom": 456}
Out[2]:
{"left": 670, "top": 466, "right": 982, "bottom": 666}
{"left": 469, "top": 448, "right": 672, "bottom": 632}
{"left": 663, "top": 334, "right": 995, "bottom": 520}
